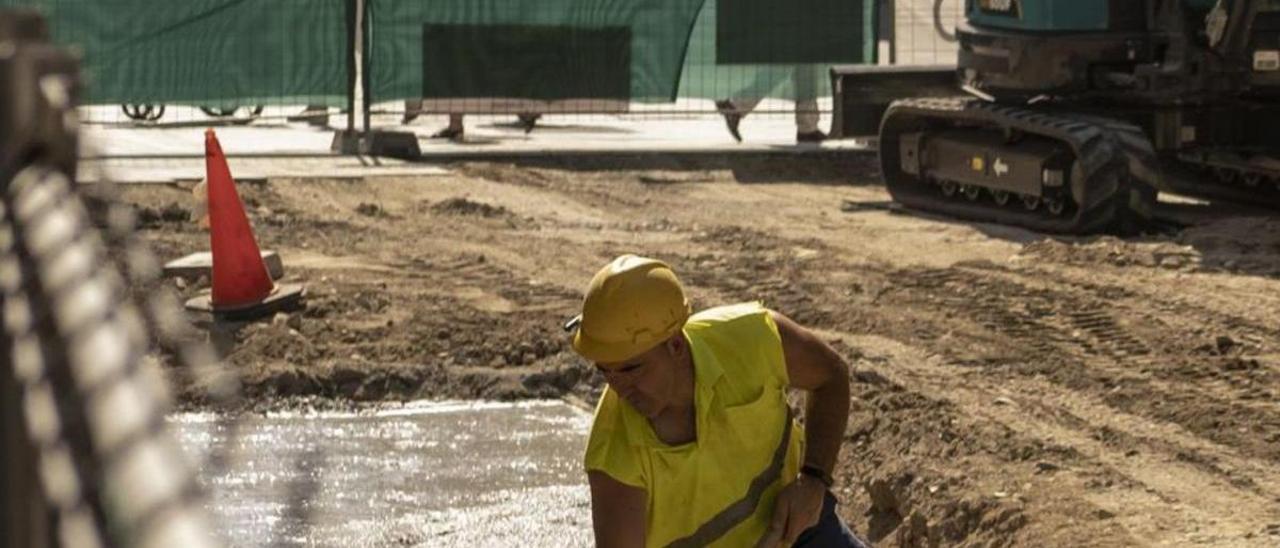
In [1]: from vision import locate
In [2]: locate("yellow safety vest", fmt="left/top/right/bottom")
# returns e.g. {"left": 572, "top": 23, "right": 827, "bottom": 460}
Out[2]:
{"left": 584, "top": 302, "right": 804, "bottom": 548}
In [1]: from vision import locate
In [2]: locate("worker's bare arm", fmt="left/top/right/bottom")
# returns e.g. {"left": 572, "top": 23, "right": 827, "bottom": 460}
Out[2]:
{"left": 761, "top": 310, "right": 852, "bottom": 546}
{"left": 771, "top": 310, "right": 851, "bottom": 473}
{"left": 588, "top": 470, "right": 647, "bottom": 548}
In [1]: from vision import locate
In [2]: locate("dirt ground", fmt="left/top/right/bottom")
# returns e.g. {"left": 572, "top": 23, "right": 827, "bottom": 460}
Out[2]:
{"left": 109, "top": 153, "right": 1280, "bottom": 547}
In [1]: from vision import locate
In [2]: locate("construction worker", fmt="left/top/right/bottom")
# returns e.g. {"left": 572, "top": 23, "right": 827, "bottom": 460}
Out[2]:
{"left": 567, "top": 255, "right": 869, "bottom": 547}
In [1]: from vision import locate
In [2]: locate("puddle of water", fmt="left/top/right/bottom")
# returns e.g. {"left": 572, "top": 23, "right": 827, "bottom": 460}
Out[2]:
{"left": 171, "top": 400, "right": 594, "bottom": 547}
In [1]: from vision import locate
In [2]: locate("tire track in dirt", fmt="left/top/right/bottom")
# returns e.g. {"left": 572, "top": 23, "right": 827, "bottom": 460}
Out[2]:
{"left": 832, "top": 338, "right": 1143, "bottom": 547}
{"left": 682, "top": 226, "right": 838, "bottom": 328}
{"left": 1024, "top": 266, "right": 1280, "bottom": 352}
{"left": 880, "top": 262, "right": 1280, "bottom": 464}
{"left": 836, "top": 332, "right": 1280, "bottom": 546}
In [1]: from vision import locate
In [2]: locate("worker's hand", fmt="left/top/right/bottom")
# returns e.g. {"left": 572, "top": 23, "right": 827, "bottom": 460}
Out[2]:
{"left": 755, "top": 474, "right": 826, "bottom": 547}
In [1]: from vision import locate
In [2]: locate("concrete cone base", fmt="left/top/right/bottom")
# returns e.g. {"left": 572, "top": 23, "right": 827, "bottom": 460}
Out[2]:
{"left": 165, "top": 250, "right": 284, "bottom": 281}
{"left": 185, "top": 283, "right": 306, "bottom": 321}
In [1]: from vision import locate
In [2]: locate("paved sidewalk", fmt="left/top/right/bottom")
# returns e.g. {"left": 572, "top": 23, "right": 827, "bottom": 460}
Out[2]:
{"left": 79, "top": 105, "right": 874, "bottom": 183}
{"left": 82, "top": 110, "right": 871, "bottom": 159}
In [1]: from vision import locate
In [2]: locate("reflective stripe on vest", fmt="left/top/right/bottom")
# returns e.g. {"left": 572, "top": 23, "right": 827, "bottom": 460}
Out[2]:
{"left": 665, "top": 407, "right": 793, "bottom": 548}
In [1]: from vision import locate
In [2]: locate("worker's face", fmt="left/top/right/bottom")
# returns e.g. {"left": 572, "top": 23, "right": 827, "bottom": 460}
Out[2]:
{"left": 595, "top": 335, "right": 686, "bottom": 420}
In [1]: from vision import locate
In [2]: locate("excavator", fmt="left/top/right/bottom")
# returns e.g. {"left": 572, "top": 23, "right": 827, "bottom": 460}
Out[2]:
{"left": 859, "top": 0, "right": 1280, "bottom": 233}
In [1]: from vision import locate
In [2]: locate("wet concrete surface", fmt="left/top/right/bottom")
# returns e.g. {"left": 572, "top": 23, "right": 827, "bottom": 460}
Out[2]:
{"left": 171, "top": 400, "right": 593, "bottom": 547}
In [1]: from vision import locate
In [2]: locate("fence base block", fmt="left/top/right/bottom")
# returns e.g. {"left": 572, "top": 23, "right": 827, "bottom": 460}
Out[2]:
{"left": 331, "top": 130, "right": 421, "bottom": 159}
{"left": 330, "top": 129, "right": 362, "bottom": 154}
{"left": 364, "top": 130, "right": 421, "bottom": 159}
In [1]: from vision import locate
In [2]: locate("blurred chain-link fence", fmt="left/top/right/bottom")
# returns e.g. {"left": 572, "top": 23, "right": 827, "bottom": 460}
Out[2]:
{"left": 0, "top": 10, "right": 313, "bottom": 547}
{"left": 1, "top": 163, "right": 223, "bottom": 548}
{"left": 889, "top": 0, "right": 963, "bottom": 65}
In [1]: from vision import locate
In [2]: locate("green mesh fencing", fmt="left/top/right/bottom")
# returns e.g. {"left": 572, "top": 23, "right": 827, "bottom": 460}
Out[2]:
{"left": 678, "top": 0, "right": 876, "bottom": 102}
{"left": 419, "top": 23, "right": 635, "bottom": 100}
{"left": 716, "top": 0, "right": 877, "bottom": 64}
{"left": 3, "top": 0, "right": 879, "bottom": 119}
{"left": 367, "top": 0, "right": 708, "bottom": 103}
{"left": 369, "top": 0, "right": 875, "bottom": 105}
{"left": 2, "top": 0, "right": 349, "bottom": 108}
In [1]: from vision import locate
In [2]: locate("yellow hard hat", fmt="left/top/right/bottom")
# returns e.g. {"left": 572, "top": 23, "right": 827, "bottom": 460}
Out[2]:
{"left": 569, "top": 254, "right": 691, "bottom": 364}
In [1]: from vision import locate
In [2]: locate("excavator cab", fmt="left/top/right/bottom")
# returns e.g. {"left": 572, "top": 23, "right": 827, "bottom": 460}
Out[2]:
{"left": 967, "top": 0, "right": 1148, "bottom": 31}
{"left": 957, "top": 0, "right": 1271, "bottom": 100}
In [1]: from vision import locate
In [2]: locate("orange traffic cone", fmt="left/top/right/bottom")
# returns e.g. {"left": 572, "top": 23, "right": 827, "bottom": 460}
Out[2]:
{"left": 185, "top": 129, "right": 303, "bottom": 319}
{"left": 205, "top": 128, "right": 274, "bottom": 307}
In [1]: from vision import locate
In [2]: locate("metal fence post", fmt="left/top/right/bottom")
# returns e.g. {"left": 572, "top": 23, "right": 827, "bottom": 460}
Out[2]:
{"left": 880, "top": 0, "right": 897, "bottom": 65}
{"left": 332, "top": 0, "right": 365, "bottom": 153}
{"left": 360, "top": 0, "right": 371, "bottom": 135}
{"left": 347, "top": 0, "right": 359, "bottom": 134}
{"left": 347, "top": 0, "right": 421, "bottom": 158}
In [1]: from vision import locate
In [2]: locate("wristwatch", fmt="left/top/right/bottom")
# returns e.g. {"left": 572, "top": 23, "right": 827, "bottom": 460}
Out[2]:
{"left": 800, "top": 464, "right": 834, "bottom": 488}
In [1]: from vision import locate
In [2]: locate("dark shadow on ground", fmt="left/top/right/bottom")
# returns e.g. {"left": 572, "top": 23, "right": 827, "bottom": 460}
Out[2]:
{"left": 444, "top": 151, "right": 883, "bottom": 187}
{"left": 848, "top": 190, "right": 1280, "bottom": 280}
{"left": 101, "top": 117, "right": 266, "bottom": 130}
{"left": 1168, "top": 199, "right": 1280, "bottom": 279}
{"left": 480, "top": 121, "right": 636, "bottom": 135}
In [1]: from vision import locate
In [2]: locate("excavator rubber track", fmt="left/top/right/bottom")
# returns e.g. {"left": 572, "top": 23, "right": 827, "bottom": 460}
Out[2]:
{"left": 880, "top": 97, "right": 1159, "bottom": 234}
{"left": 1171, "top": 149, "right": 1280, "bottom": 208}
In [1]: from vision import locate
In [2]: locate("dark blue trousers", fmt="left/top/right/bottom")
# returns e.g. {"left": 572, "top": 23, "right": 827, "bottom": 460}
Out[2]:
{"left": 791, "top": 492, "right": 871, "bottom": 548}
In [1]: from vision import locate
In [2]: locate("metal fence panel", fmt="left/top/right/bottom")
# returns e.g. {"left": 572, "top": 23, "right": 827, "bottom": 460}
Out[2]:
{"left": 4, "top": 0, "right": 350, "bottom": 123}
{"left": 3, "top": 0, "right": 965, "bottom": 131}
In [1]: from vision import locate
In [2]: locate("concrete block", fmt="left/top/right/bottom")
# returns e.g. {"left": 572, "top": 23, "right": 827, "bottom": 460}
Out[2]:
{"left": 361, "top": 130, "right": 422, "bottom": 160}
{"left": 164, "top": 250, "right": 284, "bottom": 281}
{"left": 331, "top": 129, "right": 362, "bottom": 154}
